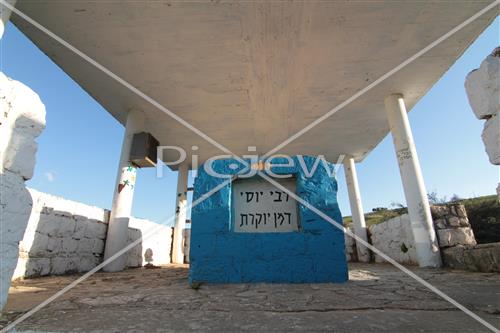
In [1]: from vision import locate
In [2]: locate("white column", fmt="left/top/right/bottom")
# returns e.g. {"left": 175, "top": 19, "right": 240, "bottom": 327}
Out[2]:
{"left": 172, "top": 163, "right": 189, "bottom": 264}
{"left": 103, "top": 110, "right": 144, "bottom": 272}
{"left": 385, "top": 94, "right": 441, "bottom": 268}
{"left": 343, "top": 157, "right": 370, "bottom": 262}
{"left": 0, "top": 0, "right": 17, "bottom": 39}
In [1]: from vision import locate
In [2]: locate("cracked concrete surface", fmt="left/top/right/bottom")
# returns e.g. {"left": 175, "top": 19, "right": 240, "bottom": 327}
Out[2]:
{"left": 1, "top": 263, "right": 499, "bottom": 332}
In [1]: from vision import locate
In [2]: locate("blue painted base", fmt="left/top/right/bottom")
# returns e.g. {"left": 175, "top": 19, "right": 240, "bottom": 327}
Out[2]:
{"left": 189, "top": 156, "right": 348, "bottom": 284}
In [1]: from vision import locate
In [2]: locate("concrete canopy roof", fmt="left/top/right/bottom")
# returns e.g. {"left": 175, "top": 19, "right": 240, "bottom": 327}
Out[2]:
{"left": 11, "top": 1, "right": 497, "bottom": 169}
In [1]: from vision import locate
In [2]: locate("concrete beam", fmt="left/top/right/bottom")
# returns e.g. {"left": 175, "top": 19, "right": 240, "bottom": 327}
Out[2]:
{"left": 343, "top": 157, "right": 370, "bottom": 262}
{"left": 103, "top": 110, "right": 144, "bottom": 272}
{"left": 172, "top": 163, "right": 189, "bottom": 264}
{"left": 385, "top": 94, "right": 441, "bottom": 268}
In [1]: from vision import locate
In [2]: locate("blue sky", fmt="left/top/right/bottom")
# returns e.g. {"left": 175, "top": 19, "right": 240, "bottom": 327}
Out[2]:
{"left": 1, "top": 18, "right": 498, "bottom": 225}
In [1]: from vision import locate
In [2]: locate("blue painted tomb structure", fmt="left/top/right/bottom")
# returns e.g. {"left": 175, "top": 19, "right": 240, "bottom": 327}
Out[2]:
{"left": 189, "top": 156, "right": 348, "bottom": 284}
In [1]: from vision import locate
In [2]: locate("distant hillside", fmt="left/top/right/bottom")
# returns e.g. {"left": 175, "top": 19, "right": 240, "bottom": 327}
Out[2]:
{"left": 457, "top": 195, "right": 499, "bottom": 244}
{"left": 343, "top": 194, "right": 499, "bottom": 244}
{"left": 343, "top": 207, "right": 406, "bottom": 227}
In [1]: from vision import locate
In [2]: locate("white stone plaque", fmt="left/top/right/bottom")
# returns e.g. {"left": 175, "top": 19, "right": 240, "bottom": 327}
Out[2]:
{"left": 232, "top": 177, "right": 299, "bottom": 233}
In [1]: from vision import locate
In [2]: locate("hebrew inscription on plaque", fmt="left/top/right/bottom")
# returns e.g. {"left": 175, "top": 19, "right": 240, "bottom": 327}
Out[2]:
{"left": 232, "top": 177, "right": 299, "bottom": 233}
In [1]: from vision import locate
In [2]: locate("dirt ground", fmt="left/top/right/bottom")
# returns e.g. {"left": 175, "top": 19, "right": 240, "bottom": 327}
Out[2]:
{"left": 1, "top": 263, "right": 499, "bottom": 332}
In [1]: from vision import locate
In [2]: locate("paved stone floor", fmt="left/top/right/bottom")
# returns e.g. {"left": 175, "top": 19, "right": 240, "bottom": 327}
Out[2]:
{"left": 1, "top": 263, "right": 499, "bottom": 332}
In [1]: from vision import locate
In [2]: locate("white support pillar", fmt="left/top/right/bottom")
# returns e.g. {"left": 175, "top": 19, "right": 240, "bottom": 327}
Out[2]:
{"left": 343, "top": 157, "right": 370, "bottom": 262}
{"left": 385, "top": 94, "right": 441, "bottom": 268}
{"left": 103, "top": 110, "right": 144, "bottom": 272}
{"left": 172, "top": 163, "right": 189, "bottom": 264}
{"left": 0, "top": 0, "right": 17, "bottom": 40}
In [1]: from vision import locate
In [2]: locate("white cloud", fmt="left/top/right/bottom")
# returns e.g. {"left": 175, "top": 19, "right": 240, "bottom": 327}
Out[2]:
{"left": 44, "top": 171, "right": 55, "bottom": 182}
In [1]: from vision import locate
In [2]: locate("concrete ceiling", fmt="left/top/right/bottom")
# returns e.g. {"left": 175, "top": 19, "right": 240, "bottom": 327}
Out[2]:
{"left": 11, "top": 1, "right": 497, "bottom": 169}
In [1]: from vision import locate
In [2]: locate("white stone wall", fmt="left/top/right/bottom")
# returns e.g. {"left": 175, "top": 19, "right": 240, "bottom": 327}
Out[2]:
{"left": 369, "top": 214, "right": 419, "bottom": 265}
{"left": 0, "top": 73, "right": 46, "bottom": 310}
{"left": 366, "top": 204, "right": 476, "bottom": 266}
{"left": 13, "top": 189, "right": 108, "bottom": 279}
{"left": 126, "top": 228, "right": 143, "bottom": 268}
{"left": 465, "top": 48, "right": 500, "bottom": 165}
{"left": 430, "top": 204, "right": 476, "bottom": 249}
{"left": 127, "top": 217, "right": 173, "bottom": 268}
{"left": 442, "top": 242, "right": 500, "bottom": 273}
{"left": 12, "top": 190, "right": 173, "bottom": 279}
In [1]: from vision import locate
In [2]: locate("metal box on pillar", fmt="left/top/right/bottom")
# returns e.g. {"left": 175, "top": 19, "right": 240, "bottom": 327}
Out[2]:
{"left": 189, "top": 156, "right": 348, "bottom": 284}
{"left": 130, "top": 132, "right": 159, "bottom": 168}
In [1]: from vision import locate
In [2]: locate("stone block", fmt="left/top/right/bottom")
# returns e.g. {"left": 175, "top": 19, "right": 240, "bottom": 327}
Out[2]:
{"left": 85, "top": 220, "right": 106, "bottom": 239}
{"left": 465, "top": 54, "right": 500, "bottom": 120}
{"left": 61, "top": 238, "right": 79, "bottom": 253}
{"left": 23, "top": 258, "right": 51, "bottom": 278}
{"left": 77, "top": 238, "right": 94, "bottom": 254}
{"left": 454, "top": 205, "right": 467, "bottom": 218}
{"left": 95, "top": 221, "right": 108, "bottom": 239}
{"left": 0, "top": 74, "right": 46, "bottom": 180}
{"left": 2, "top": 126, "right": 42, "bottom": 180}
{"left": 482, "top": 115, "right": 500, "bottom": 165}
{"left": 465, "top": 52, "right": 500, "bottom": 165}
{"left": 0, "top": 172, "right": 33, "bottom": 239}
{"left": 0, "top": 74, "right": 46, "bottom": 311}
{"left": 92, "top": 239, "right": 105, "bottom": 255}
{"left": 78, "top": 256, "right": 100, "bottom": 272}
{"left": 430, "top": 205, "right": 449, "bottom": 219}
{"left": 73, "top": 221, "right": 86, "bottom": 240}
{"left": 448, "top": 217, "right": 461, "bottom": 227}
{"left": 37, "top": 214, "right": 60, "bottom": 237}
{"left": 431, "top": 204, "right": 469, "bottom": 229}
{"left": 470, "top": 244, "right": 500, "bottom": 273}
{"left": 461, "top": 218, "right": 470, "bottom": 227}
{"left": 434, "top": 219, "right": 447, "bottom": 229}
{"left": 442, "top": 243, "right": 500, "bottom": 272}
{"left": 56, "top": 218, "right": 76, "bottom": 238}
{"left": 47, "top": 237, "right": 62, "bottom": 253}
{"left": 51, "top": 257, "right": 77, "bottom": 275}
{"left": 27, "top": 232, "right": 50, "bottom": 256}
{"left": 437, "top": 228, "right": 476, "bottom": 248}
